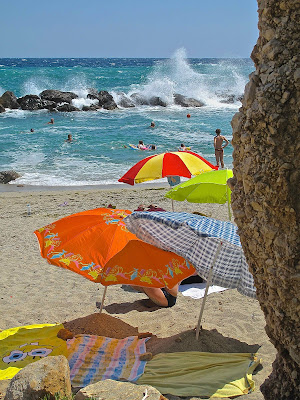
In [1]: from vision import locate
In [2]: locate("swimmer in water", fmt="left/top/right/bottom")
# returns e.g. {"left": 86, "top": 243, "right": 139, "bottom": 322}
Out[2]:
{"left": 150, "top": 121, "right": 155, "bottom": 128}
{"left": 65, "top": 134, "right": 73, "bottom": 143}
{"left": 47, "top": 118, "right": 54, "bottom": 124}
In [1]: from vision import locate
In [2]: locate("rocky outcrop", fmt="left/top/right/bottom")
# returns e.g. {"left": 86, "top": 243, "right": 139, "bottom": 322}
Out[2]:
{"left": 82, "top": 104, "right": 101, "bottom": 111}
{"left": 87, "top": 88, "right": 100, "bottom": 100}
{"left": 174, "top": 93, "right": 204, "bottom": 107}
{"left": 17, "top": 95, "right": 46, "bottom": 110}
{"left": 117, "top": 93, "right": 135, "bottom": 108}
{"left": 40, "top": 90, "right": 78, "bottom": 104}
{"left": 75, "top": 379, "right": 163, "bottom": 400}
{"left": 0, "top": 91, "right": 20, "bottom": 109}
{"left": 0, "top": 103, "right": 5, "bottom": 113}
{"left": 130, "top": 93, "right": 149, "bottom": 105}
{"left": 98, "top": 90, "right": 118, "bottom": 110}
{"left": 0, "top": 170, "right": 21, "bottom": 184}
{"left": 149, "top": 96, "right": 167, "bottom": 107}
{"left": 230, "top": 1, "right": 300, "bottom": 399}
{"left": 4, "top": 355, "right": 72, "bottom": 400}
{"left": 56, "top": 103, "right": 80, "bottom": 112}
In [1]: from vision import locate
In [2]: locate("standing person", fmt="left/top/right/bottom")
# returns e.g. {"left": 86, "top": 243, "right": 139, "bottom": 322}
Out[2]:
{"left": 214, "top": 129, "right": 229, "bottom": 168}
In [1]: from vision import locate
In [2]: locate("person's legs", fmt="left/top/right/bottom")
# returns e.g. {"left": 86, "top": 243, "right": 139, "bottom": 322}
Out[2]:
{"left": 220, "top": 149, "right": 224, "bottom": 168}
{"left": 132, "top": 285, "right": 178, "bottom": 307}
{"left": 215, "top": 150, "right": 220, "bottom": 167}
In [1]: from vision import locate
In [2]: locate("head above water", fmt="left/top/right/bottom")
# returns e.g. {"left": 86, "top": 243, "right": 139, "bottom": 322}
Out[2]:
{"left": 138, "top": 140, "right": 144, "bottom": 145}
{"left": 150, "top": 121, "right": 155, "bottom": 127}
{"left": 215, "top": 129, "right": 221, "bottom": 135}
{"left": 180, "top": 143, "right": 185, "bottom": 147}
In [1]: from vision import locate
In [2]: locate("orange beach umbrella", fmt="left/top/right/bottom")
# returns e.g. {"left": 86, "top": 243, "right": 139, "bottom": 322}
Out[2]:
{"left": 118, "top": 151, "right": 217, "bottom": 186}
{"left": 34, "top": 208, "right": 195, "bottom": 311}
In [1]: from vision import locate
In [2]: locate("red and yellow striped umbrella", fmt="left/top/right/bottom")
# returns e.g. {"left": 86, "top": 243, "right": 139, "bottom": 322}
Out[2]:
{"left": 118, "top": 151, "right": 217, "bottom": 185}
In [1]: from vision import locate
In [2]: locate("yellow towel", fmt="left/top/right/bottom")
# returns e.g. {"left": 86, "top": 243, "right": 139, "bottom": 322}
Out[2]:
{"left": 0, "top": 323, "right": 67, "bottom": 380}
{"left": 137, "top": 352, "right": 261, "bottom": 398}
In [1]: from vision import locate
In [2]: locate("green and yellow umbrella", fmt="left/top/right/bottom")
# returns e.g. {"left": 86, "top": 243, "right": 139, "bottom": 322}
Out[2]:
{"left": 165, "top": 169, "right": 233, "bottom": 220}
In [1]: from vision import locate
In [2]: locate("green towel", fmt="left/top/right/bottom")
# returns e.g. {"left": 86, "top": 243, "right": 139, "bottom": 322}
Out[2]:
{"left": 137, "top": 351, "right": 261, "bottom": 397}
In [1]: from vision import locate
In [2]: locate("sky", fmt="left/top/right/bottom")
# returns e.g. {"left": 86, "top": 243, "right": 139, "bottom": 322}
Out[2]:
{"left": 0, "top": 0, "right": 259, "bottom": 58}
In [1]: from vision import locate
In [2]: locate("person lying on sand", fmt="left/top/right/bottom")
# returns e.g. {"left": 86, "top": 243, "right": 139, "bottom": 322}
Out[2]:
{"left": 132, "top": 284, "right": 178, "bottom": 308}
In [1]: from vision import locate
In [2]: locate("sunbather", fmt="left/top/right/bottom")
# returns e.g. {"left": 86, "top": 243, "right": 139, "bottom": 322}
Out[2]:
{"left": 132, "top": 284, "right": 178, "bottom": 307}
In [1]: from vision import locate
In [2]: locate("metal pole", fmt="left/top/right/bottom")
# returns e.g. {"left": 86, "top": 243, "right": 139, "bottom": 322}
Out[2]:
{"left": 196, "top": 241, "right": 223, "bottom": 339}
{"left": 99, "top": 286, "right": 107, "bottom": 313}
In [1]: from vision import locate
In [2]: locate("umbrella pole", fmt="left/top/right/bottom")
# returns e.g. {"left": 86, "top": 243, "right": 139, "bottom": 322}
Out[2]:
{"left": 196, "top": 241, "right": 223, "bottom": 339}
{"left": 99, "top": 286, "right": 107, "bottom": 313}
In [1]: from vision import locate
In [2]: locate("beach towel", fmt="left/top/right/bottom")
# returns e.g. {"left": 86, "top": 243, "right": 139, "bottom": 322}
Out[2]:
{"left": 179, "top": 282, "right": 227, "bottom": 299}
{"left": 137, "top": 352, "right": 261, "bottom": 397}
{"left": 67, "top": 335, "right": 149, "bottom": 387}
{"left": 0, "top": 323, "right": 67, "bottom": 380}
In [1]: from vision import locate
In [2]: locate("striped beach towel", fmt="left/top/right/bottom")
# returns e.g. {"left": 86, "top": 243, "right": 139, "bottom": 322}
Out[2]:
{"left": 67, "top": 335, "right": 149, "bottom": 387}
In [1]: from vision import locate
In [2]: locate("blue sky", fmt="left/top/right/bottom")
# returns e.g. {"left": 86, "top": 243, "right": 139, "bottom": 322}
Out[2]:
{"left": 0, "top": 0, "right": 258, "bottom": 58}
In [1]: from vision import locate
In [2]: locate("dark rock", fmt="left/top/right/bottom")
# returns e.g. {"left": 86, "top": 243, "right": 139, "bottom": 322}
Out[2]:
{"left": 174, "top": 93, "right": 204, "bottom": 107}
{"left": 82, "top": 104, "right": 101, "bottom": 111}
{"left": 98, "top": 90, "right": 118, "bottom": 109}
{"left": 117, "top": 93, "right": 135, "bottom": 108}
{"left": 130, "top": 93, "right": 149, "bottom": 105}
{"left": 42, "top": 100, "right": 58, "bottom": 111}
{"left": 219, "top": 94, "right": 243, "bottom": 104}
{"left": 0, "top": 91, "right": 20, "bottom": 109}
{"left": 56, "top": 103, "right": 80, "bottom": 112}
{"left": 0, "top": 170, "right": 21, "bottom": 184}
{"left": 149, "top": 96, "right": 167, "bottom": 107}
{"left": 74, "top": 379, "right": 162, "bottom": 400}
{"left": 87, "top": 88, "right": 100, "bottom": 100}
{"left": 0, "top": 103, "right": 5, "bottom": 113}
{"left": 4, "top": 355, "right": 72, "bottom": 400}
{"left": 40, "top": 90, "right": 78, "bottom": 104}
{"left": 17, "top": 95, "right": 46, "bottom": 110}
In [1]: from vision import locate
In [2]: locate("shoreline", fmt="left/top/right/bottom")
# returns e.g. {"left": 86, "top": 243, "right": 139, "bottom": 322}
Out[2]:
{"left": 0, "top": 181, "right": 169, "bottom": 193}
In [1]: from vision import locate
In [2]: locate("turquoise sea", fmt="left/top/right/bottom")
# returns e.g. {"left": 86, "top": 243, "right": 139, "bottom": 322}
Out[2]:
{"left": 0, "top": 49, "right": 254, "bottom": 186}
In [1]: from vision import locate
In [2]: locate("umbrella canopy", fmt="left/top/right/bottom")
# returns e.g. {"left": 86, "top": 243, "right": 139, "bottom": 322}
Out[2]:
{"left": 165, "top": 169, "right": 233, "bottom": 204}
{"left": 34, "top": 208, "right": 195, "bottom": 289}
{"left": 165, "top": 169, "right": 233, "bottom": 219}
{"left": 118, "top": 151, "right": 217, "bottom": 186}
{"left": 124, "top": 211, "right": 256, "bottom": 298}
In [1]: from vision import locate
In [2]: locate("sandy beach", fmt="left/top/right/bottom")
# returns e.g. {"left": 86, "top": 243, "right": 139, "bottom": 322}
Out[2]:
{"left": 0, "top": 184, "right": 276, "bottom": 399}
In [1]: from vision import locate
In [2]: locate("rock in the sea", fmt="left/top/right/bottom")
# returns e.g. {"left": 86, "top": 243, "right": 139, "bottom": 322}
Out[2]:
{"left": 75, "top": 379, "right": 162, "bottom": 400}
{"left": 82, "top": 104, "right": 101, "bottom": 111}
{"left": 149, "top": 96, "right": 167, "bottom": 107}
{"left": 57, "top": 103, "right": 80, "bottom": 112}
{"left": 174, "top": 93, "right": 204, "bottom": 107}
{"left": 0, "top": 91, "right": 20, "bottom": 109}
{"left": 4, "top": 355, "right": 72, "bottom": 400}
{"left": 87, "top": 88, "right": 100, "bottom": 100}
{"left": 0, "top": 103, "right": 5, "bottom": 113}
{"left": 0, "top": 170, "right": 21, "bottom": 184}
{"left": 17, "top": 95, "right": 46, "bottom": 110}
{"left": 117, "top": 92, "right": 135, "bottom": 108}
{"left": 130, "top": 93, "right": 149, "bottom": 105}
{"left": 40, "top": 90, "right": 78, "bottom": 104}
{"left": 98, "top": 90, "right": 118, "bottom": 110}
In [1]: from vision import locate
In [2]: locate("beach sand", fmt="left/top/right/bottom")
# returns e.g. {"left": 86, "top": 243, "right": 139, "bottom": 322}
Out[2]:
{"left": 0, "top": 184, "right": 276, "bottom": 399}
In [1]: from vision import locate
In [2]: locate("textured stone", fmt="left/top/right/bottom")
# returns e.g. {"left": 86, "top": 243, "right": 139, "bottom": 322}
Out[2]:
{"left": 75, "top": 379, "right": 162, "bottom": 400}
{"left": 0, "top": 91, "right": 20, "bottom": 109}
{"left": 173, "top": 93, "right": 204, "bottom": 107}
{"left": 4, "top": 355, "right": 71, "bottom": 400}
{"left": 0, "top": 170, "right": 21, "bottom": 184}
{"left": 231, "top": 1, "right": 300, "bottom": 399}
{"left": 40, "top": 90, "right": 78, "bottom": 104}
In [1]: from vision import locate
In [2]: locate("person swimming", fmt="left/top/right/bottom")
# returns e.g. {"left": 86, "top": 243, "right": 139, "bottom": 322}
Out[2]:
{"left": 47, "top": 118, "right": 54, "bottom": 124}
{"left": 65, "top": 134, "right": 73, "bottom": 142}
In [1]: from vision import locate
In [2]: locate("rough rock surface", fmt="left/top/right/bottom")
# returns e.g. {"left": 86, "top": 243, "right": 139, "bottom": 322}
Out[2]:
{"left": 117, "top": 92, "right": 135, "bottom": 108}
{"left": 0, "top": 91, "right": 20, "bottom": 109}
{"left": 149, "top": 96, "right": 167, "bottom": 107}
{"left": 75, "top": 379, "right": 162, "bottom": 400}
{"left": 82, "top": 104, "right": 101, "bottom": 111}
{"left": 98, "top": 91, "right": 118, "bottom": 110}
{"left": 17, "top": 95, "right": 46, "bottom": 110}
{"left": 0, "top": 103, "right": 5, "bottom": 113}
{"left": 230, "top": 1, "right": 300, "bottom": 399}
{"left": 173, "top": 93, "right": 204, "bottom": 107}
{"left": 40, "top": 90, "right": 78, "bottom": 104}
{"left": 130, "top": 93, "right": 149, "bottom": 105}
{"left": 57, "top": 104, "right": 80, "bottom": 112}
{"left": 0, "top": 170, "right": 21, "bottom": 184}
{"left": 4, "top": 355, "right": 72, "bottom": 400}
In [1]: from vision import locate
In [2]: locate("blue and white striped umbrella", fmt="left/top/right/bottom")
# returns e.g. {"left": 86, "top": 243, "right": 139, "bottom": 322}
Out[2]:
{"left": 125, "top": 211, "right": 256, "bottom": 299}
